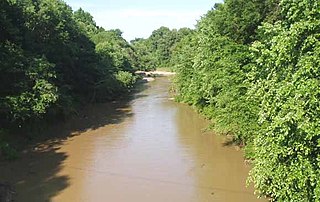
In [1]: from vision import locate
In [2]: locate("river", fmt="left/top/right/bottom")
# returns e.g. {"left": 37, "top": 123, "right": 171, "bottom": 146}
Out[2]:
{"left": 0, "top": 76, "right": 266, "bottom": 202}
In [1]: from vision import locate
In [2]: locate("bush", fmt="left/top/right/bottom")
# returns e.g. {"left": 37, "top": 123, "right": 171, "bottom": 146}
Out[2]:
{"left": 248, "top": 1, "right": 320, "bottom": 200}
{"left": 115, "top": 71, "right": 137, "bottom": 89}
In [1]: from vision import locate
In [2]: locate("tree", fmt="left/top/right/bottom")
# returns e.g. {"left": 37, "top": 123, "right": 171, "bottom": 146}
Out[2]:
{"left": 73, "top": 8, "right": 98, "bottom": 35}
{"left": 0, "top": 0, "right": 140, "bottom": 129}
{"left": 132, "top": 26, "right": 193, "bottom": 70}
{"left": 0, "top": 0, "right": 58, "bottom": 125}
{"left": 249, "top": 0, "right": 320, "bottom": 200}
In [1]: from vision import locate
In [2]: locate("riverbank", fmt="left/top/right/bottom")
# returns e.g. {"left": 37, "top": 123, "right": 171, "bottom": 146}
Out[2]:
{"left": 136, "top": 70, "right": 176, "bottom": 82}
{"left": 136, "top": 70, "right": 176, "bottom": 76}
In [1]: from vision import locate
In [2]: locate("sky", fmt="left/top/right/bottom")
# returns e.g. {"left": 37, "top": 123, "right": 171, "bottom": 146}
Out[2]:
{"left": 65, "top": 0, "right": 223, "bottom": 41}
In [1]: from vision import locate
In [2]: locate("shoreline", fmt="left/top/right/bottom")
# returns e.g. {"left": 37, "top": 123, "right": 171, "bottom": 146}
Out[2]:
{"left": 135, "top": 70, "right": 176, "bottom": 76}
{"left": 135, "top": 70, "right": 176, "bottom": 82}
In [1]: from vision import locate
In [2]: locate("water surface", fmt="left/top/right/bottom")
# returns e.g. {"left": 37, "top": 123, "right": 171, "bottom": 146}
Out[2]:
{"left": 0, "top": 77, "right": 266, "bottom": 202}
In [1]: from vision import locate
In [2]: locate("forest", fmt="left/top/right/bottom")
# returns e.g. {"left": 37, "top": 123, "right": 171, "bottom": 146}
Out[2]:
{"left": 0, "top": 1, "right": 139, "bottom": 136}
{"left": 170, "top": 0, "right": 320, "bottom": 201}
{"left": 0, "top": 0, "right": 319, "bottom": 201}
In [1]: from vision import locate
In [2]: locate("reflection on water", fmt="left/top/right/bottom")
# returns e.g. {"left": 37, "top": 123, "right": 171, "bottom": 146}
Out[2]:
{"left": 0, "top": 77, "right": 266, "bottom": 202}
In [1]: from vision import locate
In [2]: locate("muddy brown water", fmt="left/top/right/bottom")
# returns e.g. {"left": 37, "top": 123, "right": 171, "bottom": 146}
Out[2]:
{"left": 0, "top": 77, "right": 267, "bottom": 202}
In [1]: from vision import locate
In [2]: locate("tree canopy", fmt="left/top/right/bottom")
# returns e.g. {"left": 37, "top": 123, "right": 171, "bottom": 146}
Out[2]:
{"left": 131, "top": 27, "right": 193, "bottom": 70}
{"left": 0, "top": 0, "right": 319, "bottom": 200}
{"left": 170, "top": 0, "right": 319, "bottom": 201}
{"left": 0, "top": 0, "right": 139, "bottom": 129}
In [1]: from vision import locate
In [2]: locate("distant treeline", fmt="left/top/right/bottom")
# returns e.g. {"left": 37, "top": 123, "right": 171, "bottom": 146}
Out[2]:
{"left": 0, "top": 0, "right": 140, "bottom": 131}
{"left": 131, "top": 27, "right": 194, "bottom": 70}
{"left": 168, "top": 0, "right": 319, "bottom": 201}
{"left": 1, "top": 0, "right": 319, "bottom": 200}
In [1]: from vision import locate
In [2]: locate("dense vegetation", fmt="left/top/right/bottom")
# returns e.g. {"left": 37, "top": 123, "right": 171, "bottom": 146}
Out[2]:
{"left": 131, "top": 27, "right": 193, "bottom": 71}
{"left": 170, "top": 0, "right": 320, "bottom": 201}
{"left": 1, "top": 0, "right": 319, "bottom": 200}
{"left": 0, "top": 1, "right": 138, "bottom": 143}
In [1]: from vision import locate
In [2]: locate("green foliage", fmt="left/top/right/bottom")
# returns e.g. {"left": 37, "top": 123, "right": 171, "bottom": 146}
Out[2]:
{"left": 131, "top": 38, "right": 155, "bottom": 71}
{"left": 0, "top": 41, "right": 57, "bottom": 124}
{"left": 198, "top": 0, "right": 281, "bottom": 44}
{"left": 131, "top": 27, "right": 193, "bottom": 70}
{"left": 173, "top": 0, "right": 268, "bottom": 145}
{"left": 0, "top": 0, "right": 140, "bottom": 130}
{"left": 248, "top": 1, "right": 320, "bottom": 200}
{"left": 115, "top": 71, "right": 137, "bottom": 89}
{"left": 92, "top": 29, "right": 137, "bottom": 72}
{"left": 175, "top": 31, "right": 259, "bottom": 146}
{"left": 1, "top": 0, "right": 319, "bottom": 200}
{"left": 172, "top": 0, "right": 319, "bottom": 200}
{"left": 73, "top": 8, "right": 98, "bottom": 35}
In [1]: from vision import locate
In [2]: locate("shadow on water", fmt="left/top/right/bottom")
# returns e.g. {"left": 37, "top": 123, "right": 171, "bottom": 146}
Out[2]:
{"left": 0, "top": 82, "right": 149, "bottom": 202}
